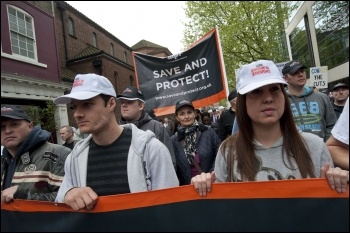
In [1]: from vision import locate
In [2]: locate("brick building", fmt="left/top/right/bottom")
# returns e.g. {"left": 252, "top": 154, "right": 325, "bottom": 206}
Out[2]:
{"left": 1, "top": 1, "right": 172, "bottom": 143}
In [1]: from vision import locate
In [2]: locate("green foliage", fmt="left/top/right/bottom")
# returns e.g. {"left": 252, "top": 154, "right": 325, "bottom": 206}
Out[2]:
{"left": 183, "top": 1, "right": 292, "bottom": 90}
{"left": 27, "top": 101, "right": 57, "bottom": 135}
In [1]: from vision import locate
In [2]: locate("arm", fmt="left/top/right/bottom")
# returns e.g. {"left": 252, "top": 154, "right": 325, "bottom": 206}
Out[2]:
{"left": 326, "top": 135, "right": 349, "bottom": 170}
{"left": 323, "top": 95, "right": 337, "bottom": 141}
{"left": 12, "top": 147, "right": 70, "bottom": 202}
{"left": 320, "top": 162, "right": 348, "bottom": 193}
{"left": 217, "top": 111, "right": 226, "bottom": 142}
{"left": 191, "top": 144, "right": 227, "bottom": 196}
{"left": 148, "top": 138, "right": 179, "bottom": 190}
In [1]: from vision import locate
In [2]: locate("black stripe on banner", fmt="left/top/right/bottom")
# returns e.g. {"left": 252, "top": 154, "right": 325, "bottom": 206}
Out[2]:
{"left": 1, "top": 198, "right": 348, "bottom": 232}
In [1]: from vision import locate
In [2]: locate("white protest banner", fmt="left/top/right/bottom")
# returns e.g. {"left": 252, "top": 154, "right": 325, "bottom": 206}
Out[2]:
{"left": 309, "top": 66, "right": 328, "bottom": 88}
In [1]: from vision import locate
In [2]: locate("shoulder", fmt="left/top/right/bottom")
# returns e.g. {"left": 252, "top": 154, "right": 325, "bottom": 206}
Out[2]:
{"left": 42, "top": 142, "right": 71, "bottom": 155}
{"left": 300, "top": 132, "right": 324, "bottom": 144}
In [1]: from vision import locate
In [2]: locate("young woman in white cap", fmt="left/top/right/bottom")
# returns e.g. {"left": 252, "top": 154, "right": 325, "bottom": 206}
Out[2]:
{"left": 191, "top": 60, "right": 348, "bottom": 196}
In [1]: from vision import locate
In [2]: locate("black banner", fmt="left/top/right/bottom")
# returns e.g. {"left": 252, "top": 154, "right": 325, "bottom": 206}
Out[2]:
{"left": 133, "top": 28, "right": 227, "bottom": 116}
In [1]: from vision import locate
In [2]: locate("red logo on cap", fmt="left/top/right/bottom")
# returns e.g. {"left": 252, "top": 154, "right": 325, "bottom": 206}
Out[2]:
{"left": 72, "top": 79, "right": 84, "bottom": 87}
{"left": 251, "top": 66, "right": 271, "bottom": 76}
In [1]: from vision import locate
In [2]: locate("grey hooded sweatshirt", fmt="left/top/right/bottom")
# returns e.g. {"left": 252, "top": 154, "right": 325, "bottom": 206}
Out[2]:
{"left": 55, "top": 123, "right": 179, "bottom": 202}
{"left": 286, "top": 86, "right": 337, "bottom": 141}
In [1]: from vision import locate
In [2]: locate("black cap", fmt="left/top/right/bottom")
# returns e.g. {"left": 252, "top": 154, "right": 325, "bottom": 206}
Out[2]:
{"left": 117, "top": 86, "right": 145, "bottom": 102}
{"left": 1, "top": 105, "right": 31, "bottom": 122}
{"left": 228, "top": 89, "right": 237, "bottom": 101}
{"left": 282, "top": 60, "right": 307, "bottom": 75}
{"left": 175, "top": 99, "right": 194, "bottom": 112}
{"left": 332, "top": 83, "right": 348, "bottom": 91}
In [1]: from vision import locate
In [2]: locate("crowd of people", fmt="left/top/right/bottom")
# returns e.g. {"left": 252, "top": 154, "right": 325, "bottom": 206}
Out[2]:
{"left": 1, "top": 61, "right": 348, "bottom": 211}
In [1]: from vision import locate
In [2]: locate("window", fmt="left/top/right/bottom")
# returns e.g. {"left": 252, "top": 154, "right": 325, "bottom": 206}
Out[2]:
{"left": 92, "top": 32, "right": 97, "bottom": 47}
{"left": 312, "top": 1, "right": 349, "bottom": 69}
{"left": 110, "top": 43, "right": 114, "bottom": 56}
{"left": 124, "top": 51, "right": 127, "bottom": 63}
{"left": 68, "top": 17, "right": 74, "bottom": 36}
{"left": 7, "top": 5, "right": 35, "bottom": 59}
{"left": 289, "top": 18, "right": 312, "bottom": 69}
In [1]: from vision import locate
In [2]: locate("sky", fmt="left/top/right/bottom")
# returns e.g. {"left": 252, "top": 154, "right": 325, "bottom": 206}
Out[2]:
{"left": 66, "top": 1, "right": 188, "bottom": 54}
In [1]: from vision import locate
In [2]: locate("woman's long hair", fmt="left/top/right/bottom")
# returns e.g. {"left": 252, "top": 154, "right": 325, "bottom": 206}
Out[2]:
{"left": 221, "top": 85, "right": 316, "bottom": 181}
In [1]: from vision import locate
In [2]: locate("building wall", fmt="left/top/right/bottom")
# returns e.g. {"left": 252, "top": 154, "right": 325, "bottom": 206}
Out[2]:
{"left": 1, "top": 1, "right": 69, "bottom": 143}
{"left": 1, "top": 1, "right": 60, "bottom": 82}
{"left": 285, "top": 1, "right": 349, "bottom": 90}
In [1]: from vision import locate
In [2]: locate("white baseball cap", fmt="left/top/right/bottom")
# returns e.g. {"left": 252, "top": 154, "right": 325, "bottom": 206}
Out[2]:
{"left": 236, "top": 60, "right": 287, "bottom": 95}
{"left": 53, "top": 73, "right": 116, "bottom": 104}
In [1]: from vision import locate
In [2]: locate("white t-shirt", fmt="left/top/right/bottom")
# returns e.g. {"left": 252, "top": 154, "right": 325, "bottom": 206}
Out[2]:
{"left": 331, "top": 97, "right": 349, "bottom": 145}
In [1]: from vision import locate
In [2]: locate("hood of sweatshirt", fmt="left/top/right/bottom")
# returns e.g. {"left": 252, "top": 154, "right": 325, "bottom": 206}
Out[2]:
{"left": 2, "top": 126, "right": 51, "bottom": 162}
{"left": 120, "top": 111, "right": 152, "bottom": 128}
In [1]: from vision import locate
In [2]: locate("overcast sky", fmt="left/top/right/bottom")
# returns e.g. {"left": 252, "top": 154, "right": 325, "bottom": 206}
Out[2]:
{"left": 66, "top": 1, "right": 187, "bottom": 54}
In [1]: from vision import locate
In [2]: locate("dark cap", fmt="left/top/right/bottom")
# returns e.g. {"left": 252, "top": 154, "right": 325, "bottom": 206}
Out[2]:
{"left": 228, "top": 89, "right": 237, "bottom": 101}
{"left": 175, "top": 99, "right": 194, "bottom": 112}
{"left": 1, "top": 105, "right": 31, "bottom": 122}
{"left": 332, "top": 83, "right": 348, "bottom": 91}
{"left": 117, "top": 86, "right": 145, "bottom": 102}
{"left": 282, "top": 60, "right": 307, "bottom": 75}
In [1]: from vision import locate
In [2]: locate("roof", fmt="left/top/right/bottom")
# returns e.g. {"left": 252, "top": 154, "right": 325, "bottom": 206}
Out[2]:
{"left": 131, "top": 39, "right": 166, "bottom": 50}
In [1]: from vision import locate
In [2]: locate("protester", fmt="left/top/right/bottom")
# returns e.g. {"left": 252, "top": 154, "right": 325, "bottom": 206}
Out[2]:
{"left": 331, "top": 83, "right": 349, "bottom": 119}
{"left": 218, "top": 89, "right": 237, "bottom": 142}
{"left": 171, "top": 100, "right": 220, "bottom": 185}
{"left": 282, "top": 60, "right": 337, "bottom": 142}
{"left": 53, "top": 74, "right": 178, "bottom": 210}
{"left": 202, "top": 112, "right": 218, "bottom": 134}
{"left": 117, "top": 86, "right": 176, "bottom": 169}
{"left": 195, "top": 109, "right": 202, "bottom": 123}
{"left": 191, "top": 60, "right": 348, "bottom": 196}
{"left": 326, "top": 97, "right": 349, "bottom": 170}
{"left": 163, "top": 117, "right": 175, "bottom": 136}
{"left": 211, "top": 109, "right": 220, "bottom": 125}
{"left": 60, "top": 125, "right": 80, "bottom": 150}
{"left": 1, "top": 105, "right": 70, "bottom": 203}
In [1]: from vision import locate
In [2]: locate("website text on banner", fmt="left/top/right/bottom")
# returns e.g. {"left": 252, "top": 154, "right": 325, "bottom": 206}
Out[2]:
{"left": 133, "top": 27, "right": 227, "bottom": 116}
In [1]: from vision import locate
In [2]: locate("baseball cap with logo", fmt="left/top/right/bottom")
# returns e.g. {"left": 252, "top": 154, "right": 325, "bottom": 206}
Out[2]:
{"left": 175, "top": 99, "right": 194, "bottom": 112}
{"left": 282, "top": 60, "right": 307, "bottom": 75}
{"left": 117, "top": 86, "right": 145, "bottom": 102}
{"left": 237, "top": 60, "right": 287, "bottom": 95}
{"left": 1, "top": 105, "right": 31, "bottom": 122}
{"left": 53, "top": 74, "right": 116, "bottom": 104}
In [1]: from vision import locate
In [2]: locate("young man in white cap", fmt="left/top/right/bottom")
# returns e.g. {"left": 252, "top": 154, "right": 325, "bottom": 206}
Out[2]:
{"left": 1, "top": 105, "right": 70, "bottom": 203}
{"left": 282, "top": 60, "right": 337, "bottom": 142}
{"left": 117, "top": 86, "right": 176, "bottom": 169}
{"left": 53, "top": 73, "right": 178, "bottom": 211}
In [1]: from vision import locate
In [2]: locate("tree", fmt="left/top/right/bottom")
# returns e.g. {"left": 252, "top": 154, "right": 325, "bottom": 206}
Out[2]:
{"left": 26, "top": 101, "right": 58, "bottom": 143}
{"left": 183, "top": 1, "right": 293, "bottom": 90}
